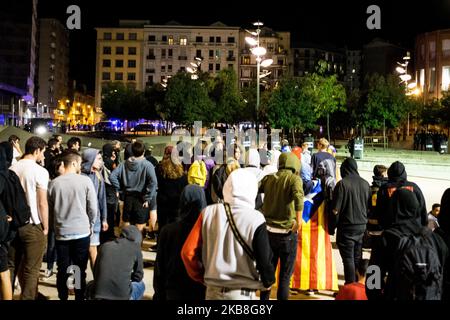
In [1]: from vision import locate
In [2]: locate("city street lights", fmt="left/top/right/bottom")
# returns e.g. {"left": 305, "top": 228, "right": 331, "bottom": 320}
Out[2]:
{"left": 245, "top": 21, "right": 273, "bottom": 132}
{"left": 187, "top": 57, "right": 202, "bottom": 80}
{"left": 396, "top": 51, "right": 420, "bottom": 137}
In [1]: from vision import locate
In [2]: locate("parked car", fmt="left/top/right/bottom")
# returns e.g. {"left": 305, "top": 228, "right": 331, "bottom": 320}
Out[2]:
{"left": 131, "top": 123, "right": 156, "bottom": 133}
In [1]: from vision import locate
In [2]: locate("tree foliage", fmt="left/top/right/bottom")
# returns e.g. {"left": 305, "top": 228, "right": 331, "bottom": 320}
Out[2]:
{"left": 164, "top": 73, "right": 214, "bottom": 127}
{"left": 101, "top": 82, "right": 148, "bottom": 120}
{"left": 362, "top": 73, "right": 411, "bottom": 129}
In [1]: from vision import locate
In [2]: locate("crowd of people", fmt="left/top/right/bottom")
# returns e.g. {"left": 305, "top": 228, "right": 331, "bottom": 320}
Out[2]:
{"left": 0, "top": 132, "right": 449, "bottom": 301}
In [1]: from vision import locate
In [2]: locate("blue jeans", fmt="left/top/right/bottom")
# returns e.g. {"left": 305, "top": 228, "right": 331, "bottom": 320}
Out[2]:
{"left": 130, "top": 281, "right": 146, "bottom": 300}
{"left": 56, "top": 236, "right": 90, "bottom": 301}
{"left": 261, "top": 231, "right": 297, "bottom": 300}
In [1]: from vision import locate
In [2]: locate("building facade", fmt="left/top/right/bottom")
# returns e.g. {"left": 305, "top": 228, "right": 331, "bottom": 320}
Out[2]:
{"left": 0, "top": 0, "right": 38, "bottom": 125}
{"left": 240, "top": 27, "right": 291, "bottom": 88}
{"left": 38, "top": 18, "right": 70, "bottom": 118}
{"left": 362, "top": 38, "right": 408, "bottom": 79}
{"left": 344, "top": 49, "right": 362, "bottom": 91}
{"left": 415, "top": 29, "right": 450, "bottom": 101}
{"left": 143, "top": 21, "right": 240, "bottom": 88}
{"left": 292, "top": 43, "right": 345, "bottom": 79}
{"left": 95, "top": 20, "right": 147, "bottom": 108}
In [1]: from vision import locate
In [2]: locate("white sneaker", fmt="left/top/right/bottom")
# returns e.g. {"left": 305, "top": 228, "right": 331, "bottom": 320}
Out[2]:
{"left": 44, "top": 269, "right": 53, "bottom": 278}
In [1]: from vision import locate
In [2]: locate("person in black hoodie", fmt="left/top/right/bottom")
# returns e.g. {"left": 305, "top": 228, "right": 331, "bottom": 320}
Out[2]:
{"left": 0, "top": 142, "right": 17, "bottom": 300}
{"left": 101, "top": 143, "right": 118, "bottom": 242}
{"left": 364, "top": 165, "right": 388, "bottom": 249}
{"left": 368, "top": 189, "right": 448, "bottom": 300}
{"left": 375, "top": 161, "right": 427, "bottom": 230}
{"left": 153, "top": 185, "right": 207, "bottom": 300}
{"left": 435, "top": 188, "right": 450, "bottom": 301}
{"left": 332, "top": 157, "right": 371, "bottom": 284}
{"left": 87, "top": 225, "right": 145, "bottom": 300}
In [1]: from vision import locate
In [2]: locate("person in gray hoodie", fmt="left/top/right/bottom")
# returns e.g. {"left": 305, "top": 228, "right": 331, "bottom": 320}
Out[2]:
{"left": 86, "top": 225, "right": 145, "bottom": 300}
{"left": 48, "top": 151, "right": 98, "bottom": 300}
{"left": 81, "top": 148, "right": 108, "bottom": 270}
{"left": 109, "top": 141, "right": 157, "bottom": 234}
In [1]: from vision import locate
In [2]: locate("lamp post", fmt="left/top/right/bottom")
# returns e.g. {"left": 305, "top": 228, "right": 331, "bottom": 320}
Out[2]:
{"left": 245, "top": 22, "right": 273, "bottom": 134}
{"left": 186, "top": 56, "right": 202, "bottom": 80}
{"left": 396, "top": 51, "right": 419, "bottom": 138}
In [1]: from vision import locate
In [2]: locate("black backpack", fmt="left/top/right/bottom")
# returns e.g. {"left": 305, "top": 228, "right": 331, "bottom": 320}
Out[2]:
{"left": 385, "top": 227, "right": 444, "bottom": 300}
{"left": 0, "top": 171, "right": 31, "bottom": 230}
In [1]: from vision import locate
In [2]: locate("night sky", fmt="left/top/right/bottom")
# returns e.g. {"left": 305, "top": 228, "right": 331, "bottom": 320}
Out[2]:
{"left": 36, "top": 0, "right": 450, "bottom": 94}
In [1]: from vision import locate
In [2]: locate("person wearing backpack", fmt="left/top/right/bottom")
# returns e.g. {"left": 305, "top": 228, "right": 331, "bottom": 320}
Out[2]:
{"left": 434, "top": 188, "right": 450, "bottom": 301}
{"left": 331, "top": 158, "right": 371, "bottom": 284}
{"left": 181, "top": 169, "right": 275, "bottom": 300}
{"left": 368, "top": 188, "right": 448, "bottom": 300}
{"left": 9, "top": 137, "right": 49, "bottom": 300}
{"left": 311, "top": 138, "right": 336, "bottom": 180}
{"left": 375, "top": 161, "right": 427, "bottom": 230}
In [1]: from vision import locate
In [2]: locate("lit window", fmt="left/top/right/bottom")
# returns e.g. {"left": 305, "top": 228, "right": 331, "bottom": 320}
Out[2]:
{"left": 168, "top": 36, "right": 174, "bottom": 45}
{"left": 430, "top": 67, "right": 436, "bottom": 92}
{"left": 180, "top": 37, "right": 187, "bottom": 46}
{"left": 420, "top": 69, "right": 425, "bottom": 89}
{"left": 442, "top": 66, "right": 450, "bottom": 91}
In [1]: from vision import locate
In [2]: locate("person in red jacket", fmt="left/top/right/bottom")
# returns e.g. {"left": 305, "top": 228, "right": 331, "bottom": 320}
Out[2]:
{"left": 335, "top": 259, "right": 368, "bottom": 300}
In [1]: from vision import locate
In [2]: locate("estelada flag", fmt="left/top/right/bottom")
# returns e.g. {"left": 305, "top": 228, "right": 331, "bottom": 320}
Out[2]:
{"left": 291, "top": 180, "right": 339, "bottom": 291}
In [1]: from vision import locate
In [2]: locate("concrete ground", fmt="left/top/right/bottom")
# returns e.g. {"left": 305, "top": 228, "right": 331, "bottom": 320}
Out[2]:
{"left": 23, "top": 229, "right": 367, "bottom": 301}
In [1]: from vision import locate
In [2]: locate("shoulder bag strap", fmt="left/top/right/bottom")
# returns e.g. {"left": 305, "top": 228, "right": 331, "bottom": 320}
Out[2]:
{"left": 223, "top": 202, "right": 255, "bottom": 260}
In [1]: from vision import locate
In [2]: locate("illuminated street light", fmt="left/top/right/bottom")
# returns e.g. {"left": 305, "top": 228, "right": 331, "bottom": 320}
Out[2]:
{"left": 396, "top": 51, "right": 419, "bottom": 140}
{"left": 245, "top": 21, "right": 273, "bottom": 133}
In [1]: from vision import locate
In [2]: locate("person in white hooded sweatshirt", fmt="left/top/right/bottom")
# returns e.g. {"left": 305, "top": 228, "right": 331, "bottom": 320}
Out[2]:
{"left": 181, "top": 169, "right": 275, "bottom": 300}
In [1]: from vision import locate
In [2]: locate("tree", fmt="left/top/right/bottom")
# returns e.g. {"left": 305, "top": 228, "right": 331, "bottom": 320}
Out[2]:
{"left": 210, "top": 68, "right": 245, "bottom": 124}
{"left": 363, "top": 74, "right": 410, "bottom": 130}
{"left": 164, "top": 73, "right": 214, "bottom": 127}
{"left": 266, "top": 76, "right": 317, "bottom": 141}
{"left": 302, "top": 66, "right": 347, "bottom": 141}
{"left": 101, "top": 82, "right": 147, "bottom": 120}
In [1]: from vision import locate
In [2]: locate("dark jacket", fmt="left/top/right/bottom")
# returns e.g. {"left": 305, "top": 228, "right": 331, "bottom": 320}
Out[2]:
{"left": 153, "top": 185, "right": 207, "bottom": 300}
{"left": 375, "top": 161, "right": 427, "bottom": 230}
{"left": 81, "top": 148, "right": 107, "bottom": 232}
{"left": 435, "top": 188, "right": 450, "bottom": 301}
{"left": 155, "top": 164, "right": 188, "bottom": 229}
{"left": 102, "top": 144, "right": 118, "bottom": 205}
{"left": 92, "top": 225, "right": 144, "bottom": 300}
{"left": 332, "top": 158, "right": 371, "bottom": 230}
{"left": 369, "top": 189, "right": 448, "bottom": 300}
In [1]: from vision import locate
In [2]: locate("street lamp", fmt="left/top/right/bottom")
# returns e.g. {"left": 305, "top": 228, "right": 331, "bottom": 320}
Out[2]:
{"left": 245, "top": 21, "right": 273, "bottom": 133}
{"left": 396, "top": 51, "right": 420, "bottom": 138}
{"left": 187, "top": 57, "right": 202, "bottom": 80}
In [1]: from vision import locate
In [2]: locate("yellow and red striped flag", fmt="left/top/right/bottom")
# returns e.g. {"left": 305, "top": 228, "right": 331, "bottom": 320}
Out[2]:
{"left": 291, "top": 181, "right": 339, "bottom": 291}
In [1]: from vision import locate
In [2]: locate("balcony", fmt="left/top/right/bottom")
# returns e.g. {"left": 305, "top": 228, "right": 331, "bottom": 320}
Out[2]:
{"left": 178, "top": 56, "right": 188, "bottom": 60}
{"left": 226, "top": 56, "right": 236, "bottom": 61}
{"left": 146, "top": 55, "right": 155, "bottom": 60}
{"left": 146, "top": 68, "right": 155, "bottom": 73}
